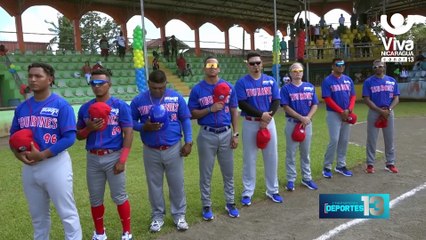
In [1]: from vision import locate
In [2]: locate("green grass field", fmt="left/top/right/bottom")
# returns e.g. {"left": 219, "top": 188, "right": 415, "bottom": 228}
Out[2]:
{"left": 0, "top": 102, "right": 425, "bottom": 239}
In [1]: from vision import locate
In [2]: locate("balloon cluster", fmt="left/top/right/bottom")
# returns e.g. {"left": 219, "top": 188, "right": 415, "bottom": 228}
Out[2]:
{"left": 272, "top": 35, "right": 281, "bottom": 82}
{"left": 133, "top": 26, "right": 147, "bottom": 92}
{"left": 8, "top": 64, "right": 20, "bottom": 74}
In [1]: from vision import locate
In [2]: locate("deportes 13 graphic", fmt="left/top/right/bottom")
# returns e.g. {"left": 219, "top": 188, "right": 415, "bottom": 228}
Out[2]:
{"left": 319, "top": 194, "right": 390, "bottom": 219}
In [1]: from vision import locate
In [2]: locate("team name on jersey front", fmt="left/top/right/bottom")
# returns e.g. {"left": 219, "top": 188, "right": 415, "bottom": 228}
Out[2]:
{"left": 330, "top": 81, "right": 351, "bottom": 92}
{"left": 245, "top": 86, "right": 272, "bottom": 97}
{"left": 18, "top": 115, "right": 58, "bottom": 129}
{"left": 370, "top": 82, "right": 395, "bottom": 93}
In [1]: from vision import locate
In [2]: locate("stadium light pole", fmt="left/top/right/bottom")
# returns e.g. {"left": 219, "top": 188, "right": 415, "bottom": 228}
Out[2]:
{"left": 273, "top": 0, "right": 279, "bottom": 82}
{"left": 304, "top": 0, "right": 310, "bottom": 82}
{"left": 140, "top": 0, "right": 149, "bottom": 79}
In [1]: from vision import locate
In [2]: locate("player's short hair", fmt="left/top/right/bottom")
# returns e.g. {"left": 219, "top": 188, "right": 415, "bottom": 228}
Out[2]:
{"left": 149, "top": 70, "right": 167, "bottom": 84}
{"left": 28, "top": 62, "right": 55, "bottom": 86}
{"left": 91, "top": 68, "right": 112, "bottom": 80}
{"left": 332, "top": 58, "right": 344, "bottom": 64}
{"left": 246, "top": 52, "right": 261, "bottom": 61}
{"left": 204, "top": 56, "right": 218, "bottom": 65}
{"left": 289, "top": 62, "right": 304, "bottom": 72}
{"left": 373, "top": 59, "right": 385, "bottom": 66}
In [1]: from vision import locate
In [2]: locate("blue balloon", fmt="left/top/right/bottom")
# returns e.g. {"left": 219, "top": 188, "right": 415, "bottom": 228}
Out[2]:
{"left": 272, "top": 64, "right": 281, "bottom": 82}
{"left": 9, "top": 69, "right": 16, "bottom": 74}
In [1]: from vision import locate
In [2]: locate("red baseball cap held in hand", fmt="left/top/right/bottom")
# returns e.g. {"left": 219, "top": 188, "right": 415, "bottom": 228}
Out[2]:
{"left": 9, "top": 129, "right": 40, "bottom": 152}
{"left": 88, "top": 101, "right": 111, "bottom": 131}
{"left": 213, "top": 82, "right": 231, "bottom": 103}
{"left": 346, "top": 112, "right": 357, "bottom": 124}
{"left": 292, "top": 123, "right": 306, "bottom": 142}
{"left": 375, "top": 115, "right": 388, "bottom": 128}
{"left": 256, "top": 128, "right": 271, "bottom": 149}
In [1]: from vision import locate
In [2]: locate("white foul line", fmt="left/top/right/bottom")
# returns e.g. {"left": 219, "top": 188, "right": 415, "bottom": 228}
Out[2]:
{"left": 313, "top": 181, "right": 426, "bottom": 240}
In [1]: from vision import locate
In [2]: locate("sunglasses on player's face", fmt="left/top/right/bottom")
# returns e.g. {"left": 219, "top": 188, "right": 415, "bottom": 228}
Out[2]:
{"left": 373, "top": 65, "right": 384, "bottom": 69}
{"left": 205, "top": 63, "right": 219, "bottom": 68}
{"left": 248, "top": 61, "right": 262, "bottom": 66}
{"left": 334, "top": 61, "right": 345, "bottom": 67}
{"left": 291, "top": 69, "right": 303, "bottom": 73}
{"left": 90, "top": 79, "right": 109, "bottom": 87}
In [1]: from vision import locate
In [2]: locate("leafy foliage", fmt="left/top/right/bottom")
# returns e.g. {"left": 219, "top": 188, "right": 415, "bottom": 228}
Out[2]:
{"left": 47, "top": 12, "right": 120, "bottom": 53}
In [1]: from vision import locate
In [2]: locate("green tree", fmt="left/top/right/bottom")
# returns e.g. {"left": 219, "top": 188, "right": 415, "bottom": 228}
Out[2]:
{"left": 397, "top": 22, "right": 426, "bottom": 51}
{"left": 46, "top": 14, "right": 74, "bottom": 51}
{"left": 47, "top": 12, "right": 120, "bottom": 53}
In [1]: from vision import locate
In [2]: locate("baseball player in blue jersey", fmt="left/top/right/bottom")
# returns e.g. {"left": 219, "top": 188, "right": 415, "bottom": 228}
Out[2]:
{"left": 188, "top": 56, "right": 240, "bottom": 220}
{"left": 280, "top": 62, "right": 319, "bottom": 191}
{"left": 321, "top": 58, "right": 356, "bottom": 178}
{"left": 76, "top": 69, "right": 134, "bottom": 240}
{"left": 130, "top": 70, "right": 192, "bottom": 232}
{"left": 9, "top": 63, "right": 82, "bottom": 240}
{"left": 235, "top": 52, "right": 282, "bottom": 205}
{"left": 362, "top": 59, "right": 400, "bottom": 174}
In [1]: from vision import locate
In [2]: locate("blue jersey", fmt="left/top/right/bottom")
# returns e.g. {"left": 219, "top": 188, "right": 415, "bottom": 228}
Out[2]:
{"left": 280, "top": 82, "right": 319, "bottom": 117}
{"left": 235, "top": 74, "right": 280, "bottom": 116}
{"left": 10, "top": 93, "right": 76, "bottom": 152}
{"left": 130, "top": 89, "right": 192, "bottom": 147}
{"left": 321, "top": 74, "right": 355, "bottom": 111}
{"left": 188, "top": 79, "right": 238, "bottom": 127}
{"left": 77, "top": 97, "right": 133, "bottom": 150}
{"left": 362, "top": 75, "right": 400, "bottom": 108}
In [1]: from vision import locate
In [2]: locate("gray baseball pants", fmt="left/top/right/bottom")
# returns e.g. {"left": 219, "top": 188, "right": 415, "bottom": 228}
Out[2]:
{"left": 86, "top": 151, "right": 128, "bottom": 206}
{"left": 324, "top": 111, "right": 351, "bottom": 169}
{"left": 197, "top": 127, "right": 235, "bottom": 207}
{"left": 143, "top": 142, "right": 186, "bottom": 223}
{"left": 241, "top": 118, "right": 279, "bottom": 197}
{"left": 366, "top": 109, "right": 396, "bottom": 165}
{"left": 22, "top": 151, "right": 82, "bottom": 240}
{"left": 285, "top": 119, "right": 313, "bottom": 182}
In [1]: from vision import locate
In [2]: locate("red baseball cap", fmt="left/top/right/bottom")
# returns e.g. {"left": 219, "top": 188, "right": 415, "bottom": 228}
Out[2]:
{"left": 375, "top": 116, "right": 388, "bottom": 128}
{"left": 213, "top": 82, "right": 231, "bottom": 103}
{"left": 291, "top": 123, "right": 306, "bottom": 142}
{"left": 346, "top": 112, "right": 357, "bottom": 124}
{"left": 9, "top": 129, "right": 40, "bottom": 152}
{"left": 256, "top": 128, "right": 271, "bottom": 149}
{"left": 88, "top": 101, "right": 111, "bottom": 131}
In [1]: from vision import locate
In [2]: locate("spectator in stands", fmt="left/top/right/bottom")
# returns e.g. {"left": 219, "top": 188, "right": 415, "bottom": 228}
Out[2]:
{"left": 170, "top": 35, "right": 178, "bottom": 60}
{"left": 186, "top": 63, "right": 193, "bottom": 77}
{"left": 339, "top": 14, "right": 345, "bottom": 27}
{"left": 353, "top": 34, "right": 362, "bottom": 58}
{"left": 116, "top": 31, "right": 126, "bottom": 60}
{"left": 0, "top": 44, "right": 8, "bottom": 56}
{"left": 152, "top": 57, "right": 160, "bottom": 71}
{"left": 319, "top": 16, "right": 326, "bottom": 28}
{"left": 99, "top": 35, "right": 109, "bottom": 61}
{"left": 82, "top": 61, "right": 92, "bottom": 84}
{"left": 282, "top": 73, "right": 291, "bottom": 86}
{"left": 92, "top": 61, "right": 103, "bottom": 71}
{"left": 361, "top": 34, "right": 371, "bottom": 58}
{"left": 399, "top": 67, "right": 409, "bottom": 82}
{"left": 163, "top": 38, "right": 170, "bottom": 62}
{"left": 316, "top": 36, "right": 324, "bottom": 59}
{"left": 314, "top": 24, "right": 320, "bottom": 41}
{"left": 328, "top": 26, "right": 335, "bottom": 40}
{"left": 333, "top": 35, "right": 342, "bottom": 57}
{"left": 350, "top": 13, "right": 357, "bottom": 30}
{"left": 176, "top": 54, "right": 187, "bottom": 78}
{"left": 153, "top": 47, "right": 160, "bottom": 59}
{"left": 280, "top": 37, "right": 287, "bottom": 62}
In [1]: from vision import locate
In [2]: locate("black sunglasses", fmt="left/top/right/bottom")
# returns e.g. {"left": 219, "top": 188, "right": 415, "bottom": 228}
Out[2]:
{"left": 248, "top": 61, "right": 262, "bottom": 66}
{"left": 373, "top": 65, "right": 384, "bottom": 69}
